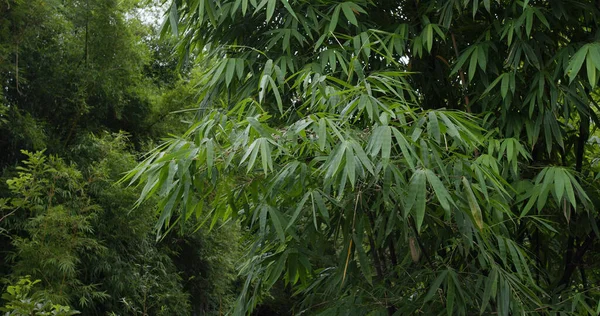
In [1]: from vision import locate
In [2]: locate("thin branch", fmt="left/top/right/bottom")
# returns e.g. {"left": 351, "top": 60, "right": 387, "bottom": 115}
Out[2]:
{"left": 0, "top": 209, "right": 18, "bottom": 223}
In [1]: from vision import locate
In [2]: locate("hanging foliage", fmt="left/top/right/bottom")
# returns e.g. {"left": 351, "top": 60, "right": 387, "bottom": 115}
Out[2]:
{"left": 126, "top": 0, "right": 600, "bottom": 314}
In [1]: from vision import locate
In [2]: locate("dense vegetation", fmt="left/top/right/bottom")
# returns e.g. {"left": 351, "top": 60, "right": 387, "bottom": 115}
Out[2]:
{"left": 126, "top": 0, "right": 600, "bottom": 315}
{"left": 3, "top": 0, "right": 600, "bottom": 315}
{"left": 1, "top": 0, "right": 240, "bottom": 315}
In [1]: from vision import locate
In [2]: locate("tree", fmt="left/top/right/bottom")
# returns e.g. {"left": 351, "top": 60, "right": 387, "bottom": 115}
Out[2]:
{"left": 127, "top": 0, "right": 600, "bottom": 314}
{"left": 1, "top": 1, "right": 245, "bottom": 314}
{"left": 0, "top": 0, "right": 160, "bottom": 166}
{"left": 1, "top": 134, "right": 242, "bottom": 315}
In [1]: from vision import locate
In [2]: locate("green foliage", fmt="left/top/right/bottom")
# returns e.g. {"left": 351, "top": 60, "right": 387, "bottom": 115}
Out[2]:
{"left": 4, "top": 150, "right": 112, "bottom": 307}
{"left": 0, "top": 133, "right": 242, "bottom": 315}
{"left": 0, "top": 0, "right": 190, "bottom": 167}
{"left": 1, "top": 277, "right": 79, "bottom": 316}
{"left": 127, "top": 0, "right": 600, "bottom": 314}
{"left": 1, "top": 1, "right": 244, "bottom": 315}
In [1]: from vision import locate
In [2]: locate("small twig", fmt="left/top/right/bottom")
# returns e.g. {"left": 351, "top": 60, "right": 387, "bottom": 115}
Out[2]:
{"left": 0, "top": 209, "right": 18, "bottom": 223}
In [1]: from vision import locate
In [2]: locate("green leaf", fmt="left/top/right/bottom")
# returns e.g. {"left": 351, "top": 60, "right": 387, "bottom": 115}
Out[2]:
{"left": 408, "top": 170, "right": 427, "bottom": 232}
{"left": 312, "top": 190, "right": 329, "bottom": 223}
{"left": 462, "top": 177, "right": 483, "bottom": 230}
{"left": 451, "top": 46, "right": 475, "bottom": 76}
{"left": 349, "top": 140, "right": 374, "bottom": 175}
{"left": 341, "top": 2, "right": 358, "bottom": 26}
{"left": 586, "top": 53, "right": 597, "bottom": 86}
{"left": 425, "top": 170, "right": 452, "bottom": 212}
{"left": 280, "top": 0, "right": 297, "bottom": 19}
{"left": 427, "top": 111, "right": 441, "bottom": 144}
{"left": 483, "top": 0, "right": 490, "bottom": 11}
{"left": 477, "top": 45, "right": 487, "bottom": 70}
{"left": 525, "top": 8, "right": 533, "bottom": 37}
{"left": 206, "top": 139, "right": 214, "bottom": 173}
{"left": 438, "top": 112, "right": 459, "bottom": 138}
{"left": 287, "top": 192, "right": 310, "bottom": 229}
{"left": 446, "top": 277, "right": 455, "bottom": 316}
{"left": 380, "top": 126, "right": 392, "bottom": 160}
{"left": 259, "top": 137, "right": 273, "bottom": 174}
{"left": 268, "top": 77, "right": 283, "bottom": 114}
{"left": 329, "top": 5, "right": 341, "bottom": 33}
{"left": 225, "top": 58, "right": 236, "bottom": 86}
{"left": 236, "top": 58, "right": 245, "bottom": 79}
{"left": 353, "top": 234, "right": 373, "bottom": 284}
{"left": 424, "top": 270, "right": 448, "bottom": 302}
{"left": 169, "top": 1, "right": 179, "bottom": 37}
{"left": 325, "top": 143, "right": 345, "bottom": 180}
{"left": 564, "top": 173, "right": 576, "bottom": 209}
{"left": 268, "top": 206, "right": 285, "bottom": 241}
{"left": 589, "top": 44, "right": 600, "bottom": 71}
{"left": 392, "top": 127, "right": 417, "bottom": 171}
{"left": 468, "top": 47, "right": 478, "bottom": 81}
{"left": 317, "top": 118, "right": 327, "bottom": 151}
{"left": 209, "top": 59, "right": 227, "bottom": 86}
{"left": 425, "top": 24, "right": 433, "bottom": 53}
{"left": 567, "top": 45, "right": 589, "bottom": 83}
{"left": 240, "top": 138, "right": 260, "bottom": 172}
{"left": 481, "top": 268, "right": 498, "bottom": 313}
{"left": 266, "top": 251, "right": 287, "bottom": 286}
{"left": 266, "top": 0, "right": 276, "bottom": 22}
{"left": 537, "top": 167, "right": 554, "bottom": 210}
{"left": 498, "top": 237, "right": 507, "bottom": 265}
{"left": 242, "top": 0, "right": 249, "bottom": 15}
{"left": 345, "top": 143, "right": 356, "bottom": 187}
{"left": 554, "top": 168, "right": 565, "bottom": 203}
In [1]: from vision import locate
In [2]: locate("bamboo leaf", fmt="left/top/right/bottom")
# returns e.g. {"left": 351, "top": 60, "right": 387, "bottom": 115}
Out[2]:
{"left": 329, "top": 5, "right": 341, "bottom": 33}
{"left": 353, "top": 234, "right": 373, "bottom": 284}
{"left": 586, "top": 53, "right": 597, "bottom": 86}
{"left": 268, "top": 206, "right": 286, "bottom": 241}
{"left": 169, "top": 1, "right": 179, "bottom": 37}
{"left": 427, "top": 112, "right": 441, "bottom": 144}
{"left": 425, "top": 169, "right": 452, "bottom": 212}
{"left": 225, "top": 58, "right": 236, "bottom": 86}
{"left": 462, "top": 177, "right": 483, "bottom": 230}
{"left": 317, "top": 118, "right": 327, "bottom": 151}
{"left": 341, "top": 2, "right": 358, "bottom": 26}
{"left": 345, "top": 143, "right": 356, "bottom": 187}
{"left": 425, "top": 24, "right": 433, "bottom": 52}
{"left": 381, "top": 126, "right": 392, "bottom": 161}
{"left": 481, "top": 268, "right": 498, "bottom": 313}
{"left": 446, "top": 277, "right": 455, "bottom": 316}
{"left": 468, "top": 47, "right": 478, "bottom": 81}
{"left": 554, "top": 168, "right": 565, "bottom": 203}
{"left": 287, "top": 192, "right": 310, "bottom": 229}
{"left": 424, "top": 270, "right": 448, "bottom": 302}
{"left": 260, "top": 138, "right": 273, "bottom": 174}
{"left": 567, "top": 45, "right": 589, "bottom": 83}
{"left": 409, "top": 170, "right": 427, "bottom": 232}
{"left": 266, "top": 0, "right": 276, "bottom": 22}
{"left": 312, "top": 190, "right": 329, "bottom": 223}
{"left": 280, "top": 0, "right": 297, "bottom": 19}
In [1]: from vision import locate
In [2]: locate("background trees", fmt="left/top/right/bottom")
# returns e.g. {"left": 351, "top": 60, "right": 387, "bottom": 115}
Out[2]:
{"left": 1, "top": 0, "right": 241, "bottom": 315}
{"left": 126, "top": 0, "right": 600, "bottom": 314}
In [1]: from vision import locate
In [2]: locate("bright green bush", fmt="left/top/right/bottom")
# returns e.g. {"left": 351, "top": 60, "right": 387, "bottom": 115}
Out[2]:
{"left": 1, "top": 277, "right": 79, "bottom": 316}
